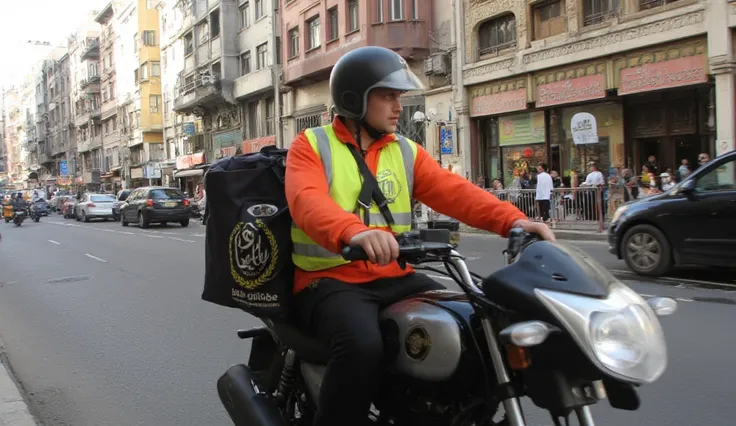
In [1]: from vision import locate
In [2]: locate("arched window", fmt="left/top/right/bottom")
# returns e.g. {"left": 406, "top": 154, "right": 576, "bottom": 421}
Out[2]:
{"left": 478, "top": 14, "right": 517, "bottom": 56}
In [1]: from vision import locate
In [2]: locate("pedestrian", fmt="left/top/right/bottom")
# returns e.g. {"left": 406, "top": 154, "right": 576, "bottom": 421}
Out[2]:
{"left": 536, "top": 163, "right": 553, "bottom": 222}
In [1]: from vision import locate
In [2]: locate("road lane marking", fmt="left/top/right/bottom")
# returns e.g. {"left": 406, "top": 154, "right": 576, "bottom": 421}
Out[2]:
{"left": 168, "top": 237, "right": 196, "bottom": 243}
{"left": 48, "top": 240, "right": 60, "bottom": 245}
{"left": 85, "top": 254, "right": 108, "bottom": 263}
{"left": 119, "top": 231, "right": 135, "bottom": 235}
{"left": 191, "top": 233, "right": 206, "bottom": 237}
{"left": 144, "top": 234, "right": 164, "bottom": 239}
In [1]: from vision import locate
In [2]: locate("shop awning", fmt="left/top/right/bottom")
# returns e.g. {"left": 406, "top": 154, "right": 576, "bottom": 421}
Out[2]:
{"left": 174, "top": 169, "right": 204, "bottom": 178}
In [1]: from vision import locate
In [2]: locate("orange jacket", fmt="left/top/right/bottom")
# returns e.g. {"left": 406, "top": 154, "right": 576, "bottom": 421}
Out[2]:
{"left": 285, "top": 118, "right": 527, "bottom": 293}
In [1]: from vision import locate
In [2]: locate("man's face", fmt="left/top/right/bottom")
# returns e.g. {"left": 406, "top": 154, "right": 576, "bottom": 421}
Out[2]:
{"left": 365, "top": 88, "right": 403, "bottom": 134}
{"left": 648, "top": 155, "right": 656, "bottom": 163}
{"left": 537, "top": 165, "right": 544, "bottom": 174}
{"left": 699, "top": 154, "right": 709, "bottom": 164}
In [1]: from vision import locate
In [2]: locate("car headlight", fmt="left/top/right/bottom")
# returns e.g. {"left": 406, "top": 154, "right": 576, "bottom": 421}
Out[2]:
{"left": 535, "top": 282, "right": 667, "bottom": 384}
{"left": 610, "top": 204, "right": 630, "bottom": 224}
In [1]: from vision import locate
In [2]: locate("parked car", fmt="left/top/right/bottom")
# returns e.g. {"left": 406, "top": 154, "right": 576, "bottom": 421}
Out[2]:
{"left": 609, "top": 150, "right": 736, "bottom": 276}
{"left": 112, "top": 189, "right": 132, "bottom": 221}
{"left": 119, "top": 186, "right": 190, "bottom": 228}
{"left": 75, "top": 193, "right": 117, "bottom": 222}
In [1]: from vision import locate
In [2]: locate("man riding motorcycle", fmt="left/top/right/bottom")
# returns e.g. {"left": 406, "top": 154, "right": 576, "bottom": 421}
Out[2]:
{"left": 12, "top": 193, "right": 27, "bottom": 212}
{"left": 285, "top": 46, "right": 555, "bottom": 426}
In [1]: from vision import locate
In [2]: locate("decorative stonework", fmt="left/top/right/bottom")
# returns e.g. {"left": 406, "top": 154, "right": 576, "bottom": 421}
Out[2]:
{"left": 470, "top": 78, "right": 526, "bottom": 98}
{"left": 523, "top": 11, "right": 704, "bottom": 66}
{"left": 463, "top": 58, "right": 516, "bottom": 79}
{"left": 464, "top": 0, "right": 526, "bottom": 64}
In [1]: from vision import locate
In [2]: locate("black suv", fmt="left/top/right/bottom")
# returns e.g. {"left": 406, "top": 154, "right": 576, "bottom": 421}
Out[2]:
{"left": 119, "top": 186, "right": 190, "bottom": 228}
{"left": 608, "top": 150, "right": 736, "bottom": 276}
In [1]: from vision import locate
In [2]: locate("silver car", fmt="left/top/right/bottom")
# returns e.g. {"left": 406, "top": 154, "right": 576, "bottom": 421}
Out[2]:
{"left": 75, "top": 193, "right": 117, "bottom": 222}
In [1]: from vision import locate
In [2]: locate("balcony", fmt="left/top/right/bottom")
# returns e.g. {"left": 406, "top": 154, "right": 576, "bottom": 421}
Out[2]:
{"left": 234, "top": 68, "right": 273, "bottom": 99}
{"left": 81, "top": 40, "right": 100, "bottom": 60}
{"left": 38, "top": 152, "right": 52, "bottom": 164}
{"left": 77, "top": 140, "right": 91, "bottom": 153}
{"left": 173, "top": 72, "right": 226, "bottom": 114}
{"left": 89, "top": 136, "right": 102, "bottom": 150}
{"left": 89, "top": 106, "right": 102, "bottom": 121}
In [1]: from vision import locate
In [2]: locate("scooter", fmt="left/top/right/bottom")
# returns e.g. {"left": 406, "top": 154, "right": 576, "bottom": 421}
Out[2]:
{"left": 13, "top": 209, "right": 27, "bottom": 227}
{"left": 216, "top": 228, "right": 677, "bottom": 426}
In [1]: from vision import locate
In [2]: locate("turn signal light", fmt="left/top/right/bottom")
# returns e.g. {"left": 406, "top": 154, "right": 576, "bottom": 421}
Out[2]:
{"left": 183, "top": 199, "right": 190, "bottom": 206}
{"left": 506, "top": 345, "right": 531, "bottom": 370}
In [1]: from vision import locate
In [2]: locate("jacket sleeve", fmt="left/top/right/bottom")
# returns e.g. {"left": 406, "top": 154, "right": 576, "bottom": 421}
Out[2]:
{"left": 285, "top": 133, "right": 370, "bottom": 253}
{"left": 412, "top": 144, "right": 527, "bottom": 237}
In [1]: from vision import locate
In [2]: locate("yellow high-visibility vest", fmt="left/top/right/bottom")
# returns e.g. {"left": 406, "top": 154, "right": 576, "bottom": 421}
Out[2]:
{"left": 291, "top": 124, "right": 417, "bottom": 272}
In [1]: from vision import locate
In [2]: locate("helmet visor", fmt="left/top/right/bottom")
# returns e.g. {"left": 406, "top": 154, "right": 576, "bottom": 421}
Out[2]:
{"left": 371, "top": 66, "right": 425, "bottom": 93}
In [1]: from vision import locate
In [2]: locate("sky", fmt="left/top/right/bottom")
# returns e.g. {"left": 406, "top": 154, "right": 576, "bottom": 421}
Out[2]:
{"left": 0, "top": 0, "right": 106, "bottom": 90}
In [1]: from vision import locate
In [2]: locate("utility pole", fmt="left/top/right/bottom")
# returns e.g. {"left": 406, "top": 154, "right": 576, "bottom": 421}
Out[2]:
{"left": 271, "top": 0, "right": 283, "bottom": 148}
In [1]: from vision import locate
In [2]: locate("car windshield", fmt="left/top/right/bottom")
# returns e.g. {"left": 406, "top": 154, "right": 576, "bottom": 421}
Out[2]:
{"left": 91, "top": 195, "right": 116, "bottom": 202}
{"left": 150, "top": 189, "right": 183, "bottom": 200}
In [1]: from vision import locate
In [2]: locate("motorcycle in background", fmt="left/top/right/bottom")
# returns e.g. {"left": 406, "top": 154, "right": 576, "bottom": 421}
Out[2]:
{"left": 13, "top": 209, "right": 27, "bottom": 227}
{"left": 216, "top": 228, "right": 677, "bottom": 426}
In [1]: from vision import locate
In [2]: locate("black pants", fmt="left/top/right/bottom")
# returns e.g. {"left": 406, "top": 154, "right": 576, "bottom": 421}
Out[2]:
{"left": 537, "top": 199, "right": 551, "bottom": 221}
{"left": 293, "top": 273, "right": 445, "bottom": 426}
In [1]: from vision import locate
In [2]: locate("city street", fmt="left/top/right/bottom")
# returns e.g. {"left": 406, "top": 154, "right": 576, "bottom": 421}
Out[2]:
{"left": 0, "top": 219, "right": 735, "bottom": 426}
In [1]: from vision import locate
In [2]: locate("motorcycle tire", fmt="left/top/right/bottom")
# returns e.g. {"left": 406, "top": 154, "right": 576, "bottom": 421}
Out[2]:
{"left": 34, "top": 217, "right": 40, "bottom": 223}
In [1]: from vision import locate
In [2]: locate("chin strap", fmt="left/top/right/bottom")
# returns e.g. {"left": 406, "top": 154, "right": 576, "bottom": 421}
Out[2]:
{"left": 358, "top": 119, "right": 385, "bottom": 141}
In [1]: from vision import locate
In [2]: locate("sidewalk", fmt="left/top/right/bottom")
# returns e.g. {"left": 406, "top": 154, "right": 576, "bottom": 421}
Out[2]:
{"left": 459, "top": 224, "right": 608, "bottom": 242}
{"left": 0, "top": 360, "right": 38, "bottom": 426}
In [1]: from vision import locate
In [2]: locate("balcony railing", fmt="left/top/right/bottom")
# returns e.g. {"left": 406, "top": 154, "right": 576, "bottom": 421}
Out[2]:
{"left": 177, "top": 72, "right": 221, "bottom": 97}
{"left": 81, "top": 40, "right": 100, "bottom": 60}
{"left": 583, "top": 7, "right": 622, "bottom": 26}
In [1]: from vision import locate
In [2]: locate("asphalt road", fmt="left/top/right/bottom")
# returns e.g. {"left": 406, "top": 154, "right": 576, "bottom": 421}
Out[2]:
{"left": 0, "top": 217, "right": 735, "bottom": 426}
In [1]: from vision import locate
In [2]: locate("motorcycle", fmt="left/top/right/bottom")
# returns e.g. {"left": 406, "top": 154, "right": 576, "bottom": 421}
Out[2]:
{"left": 31, "top": 199, "right": 49, "bottom": 219}
{"left": 13, "top": 209, "right": 27, "bottom": 227}
{"left": 216, "top": 228, "right": 676, "bottom": 426}
{"left": 3, "top": 204, "right": 13, "bottom": 223}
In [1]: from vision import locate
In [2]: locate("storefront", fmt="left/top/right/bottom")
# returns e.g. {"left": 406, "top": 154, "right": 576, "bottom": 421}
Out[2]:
{"left": 242, "top": 135, "right": 276, "bottom": 154}
{"left": 615, "top": 39, "right": 714, "bottom": 176}
{"left": 174, "top": 152, "right": 208, "bottom": 196}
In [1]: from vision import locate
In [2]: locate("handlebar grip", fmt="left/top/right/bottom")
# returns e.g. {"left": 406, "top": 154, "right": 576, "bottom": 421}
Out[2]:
{"left": 341, "top": 246, "right": 369, "bottom": 261}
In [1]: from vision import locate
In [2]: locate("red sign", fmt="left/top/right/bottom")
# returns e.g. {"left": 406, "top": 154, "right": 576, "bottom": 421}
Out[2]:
{"left": 242, "top": 136, "right": 276, "bottom": 154}
{"left": 176, "top": 152, "right": 206, "bottom": 170}
{"left": 470, "top": 88, "right": 527, "bottom": 117}
{"left": 220, "top": 146, "right": 237, "bottom": 158}
{"left": 536, "top": 74, "right": 606, "bottom": 107}
{"left": 618, "top": 55, "right": 708, "bottom": 95}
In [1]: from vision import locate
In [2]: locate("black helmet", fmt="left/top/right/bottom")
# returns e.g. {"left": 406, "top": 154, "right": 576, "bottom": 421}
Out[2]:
{"left": 330, "top": 46, "right": 424, "bottom": 120}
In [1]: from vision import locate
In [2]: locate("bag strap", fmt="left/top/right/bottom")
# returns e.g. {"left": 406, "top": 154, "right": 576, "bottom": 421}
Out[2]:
{"left": 345, "top": 144, "right": 395, "bottom": 228}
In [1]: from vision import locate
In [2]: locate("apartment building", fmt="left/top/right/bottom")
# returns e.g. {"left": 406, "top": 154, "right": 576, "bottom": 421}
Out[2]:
{"left": 463, "top": 0, "right": 734, "bottom": 187}
{"left": 116, "top": 0, "right": 166, "bottom": 189}
{"left": 170, "top": 0, "right": 243, "bottom": 189}
{"left": 21, "top": 73, "right": 38, "bottom": 186}
{"left": 279, "top": 0, "right": 432, "bottom": 145}
{"left": 73, "top": 26, "right": 103, "bottom": 190}
{"left": 2, "top": 87, "right": 23, "bottom": 185}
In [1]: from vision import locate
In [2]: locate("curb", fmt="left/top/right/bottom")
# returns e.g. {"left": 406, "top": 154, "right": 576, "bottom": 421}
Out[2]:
{"left": 459, "top": 226, "right": 608, "bottom": 242}
{"left": 0, "top": 356, "right": 39, "bottom": 426}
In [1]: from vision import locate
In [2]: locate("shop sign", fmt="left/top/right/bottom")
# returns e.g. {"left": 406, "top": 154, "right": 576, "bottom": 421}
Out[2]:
{"left": 242, "top": 136, "right": 276, "bottom": 154}
{"left": 183, "top": 122, "right": 195, "bottom": 135}
{"left": 176, "top": 152, "right": 206, "bottom": 170}
{"left": 499, "top": 111, "right": 545, "bottom": 147}
{"left": 570, "top": 113, "right": 599, "bottom": 145}
{"left": 618, "top": 54, "right": 708, "bottom": 95}
{"left": 440, "top": 126, "right": 454, "bottom": 154}
{"left": 144, "top": 163, "right": 162, "bottom": 179}
{"left": 220, "top": 146, "right": 237, "bottom": 158}
{"left": 214, "top": 130, "right": 242, "bottom": 149}
{"left": 536, "top": 74, "right": 606, "bottom": 107}
{"left": 130, "top": 167, "right": 144, "bottom": 180}
{"left": 59, "top": 160, "right": 68, "bottom": 176}
{"left": 470, "top": 88, "right": 527, "bottom": 117}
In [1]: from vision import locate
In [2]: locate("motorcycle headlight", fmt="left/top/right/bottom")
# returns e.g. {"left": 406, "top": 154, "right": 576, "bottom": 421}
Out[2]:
{"left": 535, "top": 282, "right": 667, "bottom": 384}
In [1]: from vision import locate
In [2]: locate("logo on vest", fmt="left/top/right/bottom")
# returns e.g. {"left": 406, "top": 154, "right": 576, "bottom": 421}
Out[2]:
{"left": 376, "top": 169, "right": 403, "bottom": 203}
{"left": 229, "top": 219, "right": 279, "bottom": 289}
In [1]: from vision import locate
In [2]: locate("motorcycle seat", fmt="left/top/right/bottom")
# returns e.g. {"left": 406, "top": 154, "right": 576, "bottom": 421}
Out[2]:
{"left": 266, "top": 320, "right": 331, "bottom": 365}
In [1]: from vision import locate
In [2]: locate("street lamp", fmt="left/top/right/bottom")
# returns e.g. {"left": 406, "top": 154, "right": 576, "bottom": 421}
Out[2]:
{"left": 413, "top": 109, "right": 448, "bottom": 167}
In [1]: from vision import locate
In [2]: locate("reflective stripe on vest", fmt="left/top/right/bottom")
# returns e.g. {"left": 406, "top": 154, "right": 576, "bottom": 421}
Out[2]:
{"left": 291, "top": 124, "right": 418, "bottom": 272}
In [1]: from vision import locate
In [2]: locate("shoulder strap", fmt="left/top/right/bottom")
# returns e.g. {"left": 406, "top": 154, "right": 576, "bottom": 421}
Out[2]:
{"left": 345, "top": 144, "right": 395, "bottom": 228}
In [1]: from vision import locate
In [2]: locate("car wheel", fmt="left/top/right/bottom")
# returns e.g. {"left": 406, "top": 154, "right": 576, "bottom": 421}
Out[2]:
{"left": 81, "top": 211, "right": 89, "bottom": 223}
{"left": 138, "top": 212, "right": 149, "bottom": 229}
{"left": 180, "top": 219, "right": 189, "bottom": 228}
{"left": 75, "top": 210, "right": 81, "bottom": 221}
{"left": 622, "top": 224, "right": 673, "bottom": 277}
{"left": 121, "top": 217, "right": 129, "bottom": 227}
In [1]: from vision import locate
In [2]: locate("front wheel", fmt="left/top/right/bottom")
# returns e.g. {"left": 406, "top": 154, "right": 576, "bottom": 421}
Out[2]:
{"left": 34, "top": 216, "right": 40, "bottom": 223}
{"left": 180, "top": 219, "right": 189, "bottom": 228}
{"left": 622, "top": 224, "right": 673, "bottom": 277}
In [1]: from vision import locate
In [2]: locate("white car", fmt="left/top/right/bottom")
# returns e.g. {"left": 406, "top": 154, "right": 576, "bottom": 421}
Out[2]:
{"left": 75, "top": 193, "right": 117, "bottom": 222}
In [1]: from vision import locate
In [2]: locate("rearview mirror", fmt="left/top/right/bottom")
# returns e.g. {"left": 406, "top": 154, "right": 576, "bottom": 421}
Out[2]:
{"left": 680, "top": 179, "right": 696, "bottom": 193}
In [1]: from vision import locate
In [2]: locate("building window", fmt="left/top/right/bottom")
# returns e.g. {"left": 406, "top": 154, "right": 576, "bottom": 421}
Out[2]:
{"left": 133, "top": 33, "right": 138, "bottom": 52}
{"left": 240, "top": 2, "right": 250, "bottom": 28}
{"left": 150, "top": 95, "right": 161, "bottom": 113}
{"left": 184, "top": 32, "right": 194, "bottom": 55}
{"left": 411, "top": 0, "right": 418, "bottom": 19}
{"left": 640, "top": 0, "right": 680, "bottom": 11}
{"left": 141, "top": 63, "right": 150, "bottom": 80}
{"left": 288, "top": 27, "right": 299, "bottom": 58}
{"left": 533, "top": 1, "right": 565, "bottom": 40}
{"left": 307, "top": 16, "right": 321, "bottom": 50}
{"left": 266, "top": 97, "right": 275, "bottom": 136}
{"left": 210, "top": 10, "right": 220, "bottom": 38}
{"left": 348, "top": 0, "right": 359, "bottom": 32}
{"left": 376, "top": 0, "right": 383, "bottom": 22}
{"left": 255, "top": 0, "right": 264, "bottom": 19}
{"left": 241, "top": 51, "right": 251, "bottom": 75}
{"left": 142, "top": 30, "right": 156, "bottom": 46}
{"left": 390, "top": 0, "right": 403, "bottom": 21}
{"left": 296, "top": 113, "right": 322, "bottom": 133}
{"left": 583, "top": 0, "right": 620, "bottom": 26}
{"left": 248, "top": 101, "right": 259, "bottom": 138}
{"left": 256, "top": 43, "right": 268, "bottom": 69}
{"left": 328, "top": 7, "right": 339, "bottom": 40}
{"left": 478, "top": 14, "right": 517, "bottom": 56}
{"left": 198, "top": 20, "right": 209, "bottom": 43}
{"left": 275, "top": 36, "right": 281, "bottom": 64}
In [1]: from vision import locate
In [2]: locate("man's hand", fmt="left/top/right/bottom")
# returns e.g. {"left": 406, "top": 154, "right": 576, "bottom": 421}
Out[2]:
{"left": 348, "top": 229, "right": 400, "bottom": 265}
{"left": 511, "top": 219, "right": 556, "bottom": 242}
